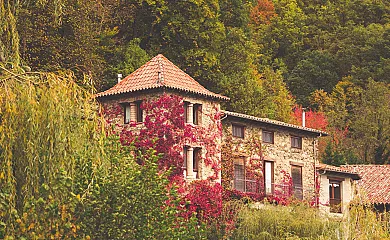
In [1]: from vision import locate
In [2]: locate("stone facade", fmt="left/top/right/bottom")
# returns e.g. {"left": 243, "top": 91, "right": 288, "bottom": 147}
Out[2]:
{"left": 98, "top": 89, "right": 222, "bottom": 182}
{"left": 222, "top": 114, "right": 323, "bottom": 201}
{"left": 96, "top": 54, "right": 338, "bottom": 204}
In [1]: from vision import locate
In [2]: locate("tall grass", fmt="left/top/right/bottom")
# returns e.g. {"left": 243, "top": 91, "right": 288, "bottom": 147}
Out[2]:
{"left": 231, "top": 200, "right": 390, "bottom": 240}
{"left": 232, "top": 202, "right": 339, "bottom": 239}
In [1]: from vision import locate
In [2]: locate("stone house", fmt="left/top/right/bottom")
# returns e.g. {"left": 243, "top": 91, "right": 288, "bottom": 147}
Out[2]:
{"left": 96, "top": 54, "right": 360, "bottom": 210}
{"left": 221, "top": 110, "right": 327, "bottom": 201}
{"left": 96, "top": 54, "right": 228, "bottom": 180}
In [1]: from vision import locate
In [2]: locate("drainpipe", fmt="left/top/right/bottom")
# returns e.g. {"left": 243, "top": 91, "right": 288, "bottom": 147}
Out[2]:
{"left": 314, "top": 133, "right": 322, "bottom": 207}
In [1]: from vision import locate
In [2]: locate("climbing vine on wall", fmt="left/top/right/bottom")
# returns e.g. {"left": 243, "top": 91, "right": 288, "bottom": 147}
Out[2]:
{"left": 221, "top": 127, "right": 265, "bottom": 201}
{"left": 102, "top": 93, "right": 224, "bottom": 225}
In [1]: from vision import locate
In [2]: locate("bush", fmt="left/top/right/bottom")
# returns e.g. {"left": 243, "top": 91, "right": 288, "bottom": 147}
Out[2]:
{"left": 77, "top": 137, "right": 205, "bottom": 239}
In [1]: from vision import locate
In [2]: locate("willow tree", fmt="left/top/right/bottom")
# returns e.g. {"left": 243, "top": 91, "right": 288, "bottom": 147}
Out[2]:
{"left": 0, "top": 0, "right": 20, "bottom": 66}
{"left": 0, "top": 66, "right": 104, "bottom": 237}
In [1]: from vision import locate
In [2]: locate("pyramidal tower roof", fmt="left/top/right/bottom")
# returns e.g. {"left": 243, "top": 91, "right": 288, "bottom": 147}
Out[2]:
{"left": 96, "top": 54, "right": 229, "bottom": 100}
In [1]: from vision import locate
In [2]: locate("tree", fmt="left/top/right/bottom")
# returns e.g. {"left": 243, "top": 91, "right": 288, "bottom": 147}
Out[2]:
{"left": 291, "top": 105, "right": 328, "bottom": 131}
{"left": 350, "top": 80, "right": 390, "bottom": 164}
{"left": 78, "top": 138, "right": 203, "bottom": 239}
{"left": 250, "top": 0, "right": 277, "bottom": 25}
{"left": 288, "top": 50, "right": 340, "bottom": 105}
{"left": 0, "top": 0, "right": 20, "bottom": 65}
{"left": 0, "top": 67, "right": 102, "bottom": 237}
{"left": 17, "top": 0, "right": 105, "bottom": 86}
{"left": 0, "top": 67, "right": 206, "bottom": 238}
{"left": 261, "top": 67, "right": 295, "bottom": 122}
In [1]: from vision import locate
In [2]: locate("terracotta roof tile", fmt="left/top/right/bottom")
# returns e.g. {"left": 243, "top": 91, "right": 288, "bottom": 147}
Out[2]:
{"left": 222, "top": 110, "right": 328, "bottom": 136}
{"left": 96, "top": 54, "right": 229, "bottom": 100}
{"left": 316, "top": 163, "right": 360, "bottom": 180}
{"left": 342, "top": 165, "right": 390, "bottom": 204}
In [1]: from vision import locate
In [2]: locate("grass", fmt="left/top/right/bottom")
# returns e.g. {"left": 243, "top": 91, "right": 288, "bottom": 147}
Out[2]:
{"left": 228, "top": 200, "right": 390, "bottom": 240}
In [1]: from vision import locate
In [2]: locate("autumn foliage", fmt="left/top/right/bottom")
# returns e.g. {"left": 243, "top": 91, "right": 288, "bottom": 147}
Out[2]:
{"left": 103, "top": 93, "right": 225, "bottom": 227}
{"left": 291, "top": 105, "right": 328, "bottom": 131}
{"left": 250, "top": 0, "right": 277, "bottom": 25}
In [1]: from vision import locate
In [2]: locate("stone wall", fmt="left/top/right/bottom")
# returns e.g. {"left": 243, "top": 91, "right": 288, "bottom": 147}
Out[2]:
{"left": 98, "top": 89, "right": 222, "bottom": 182}
{"left": 222, "top": 118, "right": 320, "bottom": 200}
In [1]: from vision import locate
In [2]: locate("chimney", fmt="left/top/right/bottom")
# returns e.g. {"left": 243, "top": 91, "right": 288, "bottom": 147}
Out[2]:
{"left": 302, "top": 108, "right": 306, "bottom": 127}
{"left": 117, "top": 73, "right": 123, "bottom": 83}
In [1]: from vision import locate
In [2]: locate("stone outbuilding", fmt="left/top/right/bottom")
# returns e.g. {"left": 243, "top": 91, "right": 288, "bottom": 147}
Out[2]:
{"left": 316, "top": 164, "right": 360, "bottom": 214}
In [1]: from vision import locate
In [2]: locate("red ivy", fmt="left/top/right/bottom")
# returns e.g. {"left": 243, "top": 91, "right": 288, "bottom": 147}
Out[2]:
{"left": 103, "top": 94, "right": 223, "bottom": 224}
{"left": 270, "top": 170, "right": 293, "bottom": 205}
{"left": 182, "top": 180, "right": 223, "bottom": 222}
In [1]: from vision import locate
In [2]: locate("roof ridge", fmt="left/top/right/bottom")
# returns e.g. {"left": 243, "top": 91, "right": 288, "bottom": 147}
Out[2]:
{"left": 222, "top": 110, "right": 328, "bottom": 136}
{"left": 158, "top": 55, "right": 220, "bottom": 96}
{"left": 95, "top": 54, "right": 229, "bottom": 100}
{"left": 157, "top": 55, "right": 164, "bottom": 85}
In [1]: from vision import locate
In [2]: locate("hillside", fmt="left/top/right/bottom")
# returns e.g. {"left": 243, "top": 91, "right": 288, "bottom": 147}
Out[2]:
{"left": 1, "top": 0, "right": 389, "bottom": 163}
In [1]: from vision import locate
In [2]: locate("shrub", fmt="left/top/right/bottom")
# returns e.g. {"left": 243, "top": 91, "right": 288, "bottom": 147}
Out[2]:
{"left": 77, "top": 136, "right": 205, "bottom": 239}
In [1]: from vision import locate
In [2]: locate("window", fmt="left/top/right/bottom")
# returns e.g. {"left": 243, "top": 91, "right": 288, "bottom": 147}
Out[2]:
{"left": 193, "top": 147, "right": 201, "bottom": 173}
{"left": 291, "top": 136, "right": 302, "bottom": 149}
{"left": 183, "top": 147, "right": 200, "bottom": 179}
{"left": 262, "top": 130, "right": 274, "bottom": 144}
{"left": 232, "top": 124, "right": 244, "bottom": 138}
{"left": 233, "top": 158, "right": 257, "bottom": 193}
{"left": 234, "top": 163, "right": 245, "bottom": 192}
{"left": 183, "top": 102, "right": 202, "bottom": 125}
{"left": 193, "top": 104, "right": 202, "bottom": 125}
{"left": 264, "top": 161, "right": 274, "bottom": 195}
{"left": 183, "top": 146, "right": 188, "bottom": 170}
{"left": 291, "top": 165, "right": 303, "bottom": 199}
{"left": 135, "top": 100, "right": 143, "bottom": 123}
{"left": 124, "top": 104, "right": 130, "bottom": 124}
{"left": 329, "top": 180, "right": 342, "bottom": 213}
{"left": 184, "top": 101, "right": 189, "bottom": 123}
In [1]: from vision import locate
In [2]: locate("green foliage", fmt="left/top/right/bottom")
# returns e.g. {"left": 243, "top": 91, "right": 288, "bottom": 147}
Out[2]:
{"left": 314, "top": 79, "right": 390, "bottom": 165}
{"left": 0, "top": 67, "right": 204, "bottom": 239}
{"left": 0, "top": 67, "right": 102, "bottom": 237}
{"left": 17, "top": 0, "right": 104, "bottom": 85}
{"left": 0, "top": 0, "right": 20, "bottom": 65}
{"left": 232, "top": 203, "right": 340, "bottom": 239}
{"left": 78, "top": 136, "right": 205, "bottom": 239}
{"left": 232, "top": 201, "right": 390, "bottom": 240}
{"left": 289, "top": 50, "right": 339, "bottom": 105}
{"left": 345, "top": 199, "right": 390, "bottom": 239}
{"left": 260, "top": 67, "right": 295, "bottom": 122}
{"left": 349, "top": 80, "right": 390, "bottom": 164}
{"left": 100, "top": 36, "right": 150, "bottom": 89}
{"left": 322, "top": 141, "right": 347, "bottom": 166}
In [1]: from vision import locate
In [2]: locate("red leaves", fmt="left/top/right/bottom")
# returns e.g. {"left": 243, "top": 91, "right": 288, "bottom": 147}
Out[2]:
{"left": 292, "top": 105, "right": 328, "bottom": 131}
{"left": 104, "top": 93, "right": 224, "bottom": 224}
{"left": 270, "top": 170, "right": 294, "bottom": 205}
{"left": 183, "top": 180, "right": 223, "bottom": 222}
{"left": 250, "top": 0, "right": 277, "bottom": 25}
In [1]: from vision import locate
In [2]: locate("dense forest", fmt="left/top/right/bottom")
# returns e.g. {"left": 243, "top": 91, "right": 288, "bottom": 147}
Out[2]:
{"left": 1, "top": 0, "right": 390, "bottom": 162}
